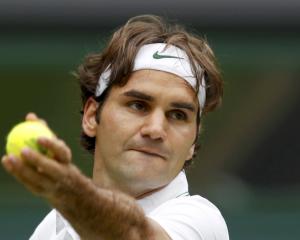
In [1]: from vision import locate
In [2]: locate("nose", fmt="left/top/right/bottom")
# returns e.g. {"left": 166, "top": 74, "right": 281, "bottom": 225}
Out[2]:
{"left": 140, "top": 109, "right": 167, "bottom": 141}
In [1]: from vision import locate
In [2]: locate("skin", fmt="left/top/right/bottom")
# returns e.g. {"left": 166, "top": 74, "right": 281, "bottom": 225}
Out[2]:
{"left": 84, "top": 70, "right": 198, "bottom": 197}
{"left": 2, "top": 69, "right": 199, "bottom": 240}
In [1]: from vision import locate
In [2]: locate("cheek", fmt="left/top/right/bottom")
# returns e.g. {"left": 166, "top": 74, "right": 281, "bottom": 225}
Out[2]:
{"left": 99, "top": 105, "right": 140, "bottom": 142}
{"left": 169, "top": 126, "right": 196, "bottom": 159}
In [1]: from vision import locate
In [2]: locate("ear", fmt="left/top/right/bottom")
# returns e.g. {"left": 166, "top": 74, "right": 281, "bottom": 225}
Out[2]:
{"left": 82, "top": 97, "right": 99, "bottom": 137}
{"left": 185, "top": 122, "right": 201, "bottom": 161}
{"left": 186, "top": 144, "right": 195, "bottom": 161}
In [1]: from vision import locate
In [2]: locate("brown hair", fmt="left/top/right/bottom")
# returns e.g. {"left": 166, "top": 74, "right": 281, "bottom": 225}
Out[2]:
{"left": 76, "top": 15, "right": 223, "bottom": 168}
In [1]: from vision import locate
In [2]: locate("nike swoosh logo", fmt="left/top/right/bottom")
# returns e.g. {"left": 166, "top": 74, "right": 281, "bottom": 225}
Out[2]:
{"left": 153, "top": 51, "right": 184, "bottom": 60}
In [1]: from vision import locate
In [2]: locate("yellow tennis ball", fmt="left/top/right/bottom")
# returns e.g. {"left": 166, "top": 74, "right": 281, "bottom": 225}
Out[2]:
{"left": 6, "top": 121, "right": 55, "bottom": 157}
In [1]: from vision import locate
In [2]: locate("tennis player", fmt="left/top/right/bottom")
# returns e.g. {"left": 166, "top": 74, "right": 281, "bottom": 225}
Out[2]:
{"left": 2, "top": 15, "right": 229, "bottom": 239}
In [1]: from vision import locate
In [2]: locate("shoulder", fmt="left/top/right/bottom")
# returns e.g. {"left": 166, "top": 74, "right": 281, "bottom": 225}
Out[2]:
{"left": 147, "top": 195, "right": 229, "bottom": 240}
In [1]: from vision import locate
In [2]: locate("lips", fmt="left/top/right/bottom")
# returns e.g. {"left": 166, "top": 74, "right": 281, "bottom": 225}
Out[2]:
{"left": 130, "top": 147, "right": 167, "bottom": 159}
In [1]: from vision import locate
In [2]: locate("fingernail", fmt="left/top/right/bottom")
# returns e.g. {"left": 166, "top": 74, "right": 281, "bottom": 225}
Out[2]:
{"left": 8, "top": 155, "right": 17, "bottom": 164}
{"left": 21, "top": 148, "right": 31, "bottom": 156}
{"left": 38, "top": 137, "right": 48, "bottom": 144}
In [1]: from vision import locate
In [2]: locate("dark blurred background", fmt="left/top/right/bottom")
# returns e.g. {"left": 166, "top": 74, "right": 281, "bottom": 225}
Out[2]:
{"left": 1, "top": 0, "right": 299, "bottom": 239}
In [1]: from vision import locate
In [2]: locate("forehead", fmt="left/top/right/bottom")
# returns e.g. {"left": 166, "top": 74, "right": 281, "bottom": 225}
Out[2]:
{"left": 113, "top": 69, "right": 198, "bottom": 104}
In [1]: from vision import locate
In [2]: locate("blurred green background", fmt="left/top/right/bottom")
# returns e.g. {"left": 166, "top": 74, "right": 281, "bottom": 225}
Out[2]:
{"left": 1, "top": 1, "right": 300, "bottom": 239}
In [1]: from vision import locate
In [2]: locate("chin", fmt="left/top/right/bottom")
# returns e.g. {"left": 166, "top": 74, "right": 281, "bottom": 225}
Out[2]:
{"left": 111, "top": 152, "right": 171, "bottom": 192}
{"left": 124, "top": 175, "right": 168, "bottom": 198}
{"left": 120, "top": 165, "right": 169, "bottom": 191}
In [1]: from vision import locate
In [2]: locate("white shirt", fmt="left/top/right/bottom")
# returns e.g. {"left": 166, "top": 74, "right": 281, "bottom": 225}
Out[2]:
{"left": 30, "top": 172, "right": 229, "bottom": 240}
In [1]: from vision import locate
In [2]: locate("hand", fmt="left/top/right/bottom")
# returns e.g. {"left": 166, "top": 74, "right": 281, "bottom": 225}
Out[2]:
{"left": 2, "top": 113, "right": 168, "bottom": 240}
{"left": 1, "top": 113, "right": 80, "bottom": 203}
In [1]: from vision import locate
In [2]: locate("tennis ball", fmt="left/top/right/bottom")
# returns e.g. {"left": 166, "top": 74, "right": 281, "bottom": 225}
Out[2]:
{"left": 6, "top": 121, "right": 55, "bottom": 158}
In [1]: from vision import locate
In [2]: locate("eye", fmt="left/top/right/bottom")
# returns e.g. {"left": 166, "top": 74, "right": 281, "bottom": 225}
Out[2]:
{"left": 127, "top": 101, "right": 148, "bottom": 112}
{"left": 168, "top": 110, "right": 187, "bottom": 121}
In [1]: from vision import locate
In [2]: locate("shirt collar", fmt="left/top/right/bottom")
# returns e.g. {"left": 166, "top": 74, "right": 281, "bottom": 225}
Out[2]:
{"left": 137, "top": 171, "right": 189, "bottom": 214}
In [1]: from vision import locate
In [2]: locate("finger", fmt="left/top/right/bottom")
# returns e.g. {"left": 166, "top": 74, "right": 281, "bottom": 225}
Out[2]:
{"left": 25, "top": 112, "right": 48, "bottom": 126}
{"left": 2, "top": 155, "right": 55, "bottom": 196}
{"left": 38, "top": 137, "right": 72, "bottom": 163}
{"left": 21, "top": 148, "right": 66, "bottom": 181}
{"left": 2, "top": 154, "right": 16, "bottom": 173}
{"left": 25, "top": 112, "right": 39, "bottom": 121}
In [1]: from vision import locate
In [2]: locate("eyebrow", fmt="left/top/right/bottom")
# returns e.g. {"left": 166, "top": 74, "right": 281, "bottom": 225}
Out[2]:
{"left": 170, "top": 102, "right": 196, "bottom": 112}
{"left": 123, "top": 90, "right": 154, "bottom": 101}
{"left": 123, "top": 89, "right": 196, "bottom": 112}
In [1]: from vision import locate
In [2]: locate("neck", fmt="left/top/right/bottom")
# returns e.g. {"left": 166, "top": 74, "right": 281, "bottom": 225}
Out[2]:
{"left": 136, "top": 185, "right": 166, "bottom": 199}
{"left": 92, "top": 166, "right": 167, "bottom": 199}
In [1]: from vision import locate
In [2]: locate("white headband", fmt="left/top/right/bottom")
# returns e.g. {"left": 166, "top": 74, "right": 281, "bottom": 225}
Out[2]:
{"left": 96, "top": 43, "right": 206, "bottom": 114}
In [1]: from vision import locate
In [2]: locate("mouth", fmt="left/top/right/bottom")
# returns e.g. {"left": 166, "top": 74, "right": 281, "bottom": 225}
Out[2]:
{"left": 130, "top": 148, "right": 166, "bottom": 160}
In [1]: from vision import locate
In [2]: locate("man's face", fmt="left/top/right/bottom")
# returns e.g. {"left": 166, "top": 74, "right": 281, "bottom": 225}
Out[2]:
{"left": 85, "top": 70, "right": 198, "bottom": 197}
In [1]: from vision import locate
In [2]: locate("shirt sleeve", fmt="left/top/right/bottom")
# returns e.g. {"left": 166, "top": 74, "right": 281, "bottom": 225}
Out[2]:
{"left": 29, "top": 209, "right": 56, "bottom": 240}
{"left": 147, "top": 196, "right": 229, "bottom": 240}
{"left": 29, "top": 209, "right": 80, "bottom": 240}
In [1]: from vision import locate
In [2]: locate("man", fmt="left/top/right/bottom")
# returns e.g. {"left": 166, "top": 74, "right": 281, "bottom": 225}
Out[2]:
{"left": 2, "top": 15, "right": 229, "bottom": 239}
